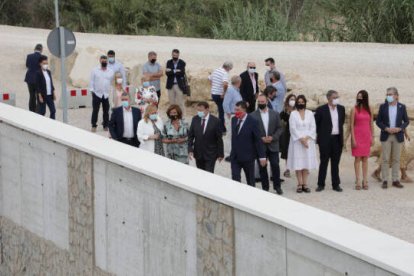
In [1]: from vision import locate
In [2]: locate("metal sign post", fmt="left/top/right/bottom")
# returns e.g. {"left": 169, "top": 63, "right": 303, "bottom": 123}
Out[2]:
{"left": 59, "top": 26, "right": 68, "bottom": 123}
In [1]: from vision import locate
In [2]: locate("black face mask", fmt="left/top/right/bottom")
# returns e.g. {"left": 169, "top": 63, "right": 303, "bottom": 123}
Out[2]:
{"left": 101, "top": 62, "right": 107, "bottom": 68}
{"left": 172, "top": 57, "right": 178, "bottom": 61}
{"left": 258, "top": 104, "right": 267, "bottom": 110}
{"left": 357, "top": 99, "right": 363, "bottom": 105}
{"left": 150, "top": 59, "right": 156, "bottom": 64}
{"left": 296, "top": 103, "right": 305, "bottom": 110}
{"left": 170, "top": 115, "right": 178, "bottom": 120}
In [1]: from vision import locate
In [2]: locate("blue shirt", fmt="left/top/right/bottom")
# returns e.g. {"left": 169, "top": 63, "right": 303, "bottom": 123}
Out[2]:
{"left": 270, "top": 81, "right": 286, "bottom": 113}
{"left": 223, "top": 86, "right": 242, "bottom": 114}
{"left": 389, "top": 104, "right": 397, "bottom": 128}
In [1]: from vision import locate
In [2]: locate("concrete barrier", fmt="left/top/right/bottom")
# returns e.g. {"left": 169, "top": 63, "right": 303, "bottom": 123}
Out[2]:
{"left": 0, "top": 102, "right": 413, "bottom": 275}
{"left": 58, "top": 88, "right": 91, "bottom": 109}
{"left": 0, "top": 92, "right": 16, "bottom": 106}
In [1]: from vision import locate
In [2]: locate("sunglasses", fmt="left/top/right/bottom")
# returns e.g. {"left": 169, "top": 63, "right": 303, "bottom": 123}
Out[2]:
{"left": 249, "top": 67, "right": 256, "bottom": 69}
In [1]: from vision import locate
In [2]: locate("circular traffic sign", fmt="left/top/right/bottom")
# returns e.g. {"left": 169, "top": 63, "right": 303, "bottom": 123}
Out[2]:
{"left": 47, "top": 27, "right": 76, "bottom": 57}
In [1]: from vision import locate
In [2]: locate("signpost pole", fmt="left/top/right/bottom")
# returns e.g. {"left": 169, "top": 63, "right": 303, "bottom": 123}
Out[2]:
{"left": 54, "top": 0, "right": 68, "bottom": 123}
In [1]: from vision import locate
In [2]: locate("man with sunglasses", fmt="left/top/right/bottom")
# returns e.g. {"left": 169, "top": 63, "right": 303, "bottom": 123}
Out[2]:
{"left": 239, "top": 62, "right": 259, "bottom": 113}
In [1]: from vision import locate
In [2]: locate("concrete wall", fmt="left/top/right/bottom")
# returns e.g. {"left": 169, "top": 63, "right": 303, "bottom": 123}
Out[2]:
{"left": 1, "top": 103, "right": 414, "bottom": 275}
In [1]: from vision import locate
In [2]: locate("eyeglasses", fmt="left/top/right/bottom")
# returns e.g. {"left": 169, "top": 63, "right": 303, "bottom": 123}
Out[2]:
{"left": 249, "top": 67, "right": 256, "bottom": 69}
{"left": 386, "top": 94, "right": 394, "bottom": 96}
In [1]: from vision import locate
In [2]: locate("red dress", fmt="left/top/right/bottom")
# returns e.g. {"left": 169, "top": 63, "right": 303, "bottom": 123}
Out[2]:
{"left": 352, "top": 108, "right": 372, "bottom": 157}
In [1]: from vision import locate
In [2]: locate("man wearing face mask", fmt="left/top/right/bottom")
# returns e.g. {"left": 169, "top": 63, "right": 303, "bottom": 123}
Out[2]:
{"left": 376, "top": 87, "right": 409, "bottom": 189}
{"left": 35, "top": 55, "right": 56, "bottom": 119}
{"left": 230, "top": 101, "right": 266, "bottom": 186}
{"left": 251, "top": 94, "right": 283, "bottom": 194}
{"left": 239, "top": 62, "right": 259, "bottom": 113}
{"left": 270, "top": 71, "right": 286, "bottom": 113}
{"left": 315, "top": 90, "right": 346, "bottom": 192}
{"left": 165, "top": 49, "right": 186, "bottom": 114}
{"left": 109, "top": 92, "right": 141, "bottom": 147}
{"left": 188, "top": 101, "right": 224, "bottom": 173}
{"left": 90, "top": 55, "right": 114, "bottom": 132}
{"left": 143, "top": 51, "right": 163, "bottom": 100}
{"left": 107, "top": 50, "right": 126, "bottom": 87}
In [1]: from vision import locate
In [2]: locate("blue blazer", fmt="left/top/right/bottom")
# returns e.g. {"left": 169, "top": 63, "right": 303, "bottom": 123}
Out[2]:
{"left": 109, "top": 106, "right": 141, "bottom": 142}
{"left": 25, "top": 52, "right": 42, "bottom": 84}
{"left": 376, "top": 102, "right": 409, "bottom": 143}
{"left": 230, "top": 115, "right": 265, "bottom": 163}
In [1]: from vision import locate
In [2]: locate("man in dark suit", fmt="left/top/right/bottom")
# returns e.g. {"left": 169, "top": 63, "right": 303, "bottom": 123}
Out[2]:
{"left": 109, "top": 93, "right": 141, "bottom": 147}
{"left": 376, "top": 87, "right": 409, "bottom": 189}
{"left": 231, "top": 101, "right": 266, "bottom": 186}
{"left": 36, "top": 55, "right": 56, "bottom": 120}
{"left": 188, "top": 101, "right": 224, "bottom": 173}
{"left": 239, "top": 62, "right": 259, "bottom": 113}
{"left": 25, "top": 44, "right": 43, "bottom": 112}
{"left": 165, "top": 49, "right": 186, "bottom": 114}
{"left": 251, "top": 94, "right": 283, "bottom": 194}
{"left": 315, "top": 90, "right": 346, "bottom": 192}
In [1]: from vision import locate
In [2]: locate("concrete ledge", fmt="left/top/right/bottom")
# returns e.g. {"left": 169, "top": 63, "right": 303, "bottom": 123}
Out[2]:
{"left": 1, "top": 103, "right": 414, "bottom": 275}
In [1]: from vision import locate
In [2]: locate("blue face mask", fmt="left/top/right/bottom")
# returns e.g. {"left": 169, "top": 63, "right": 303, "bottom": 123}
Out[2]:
{"left": 197, "top": 111, "right": 205, "bottom": 118}
{"left": 108, "top": 57, "right": 115, "bottom": 64}
{"left": 386, "top": 95, "right": 394, "bottom": 103}
{"left": 143, "top": 81, "right": 150, "bottom": 87}
{"left": 149, "top": 114, "right": 158, "bottom": 121}
{"left": 122, "top": 101, "right": 129, "bottom": 108}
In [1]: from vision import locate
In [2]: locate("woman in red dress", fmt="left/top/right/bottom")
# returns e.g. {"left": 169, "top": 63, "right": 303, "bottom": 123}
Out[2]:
{"left": 351, "top": 90, "right": 374, "bottom": 190}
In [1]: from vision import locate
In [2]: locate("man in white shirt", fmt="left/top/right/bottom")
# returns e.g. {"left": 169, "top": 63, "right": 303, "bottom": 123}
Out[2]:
{"left": 90, "top": 55, "right": 114, "bottom": 132}
{"left": 209, "top": 61, "right": 233, "bottom": 134}
{"left": 36, "top": 55, "right": 56, "bottom": 119}
{"left": 107, "top": 50, "right": 126, "bottom": 87}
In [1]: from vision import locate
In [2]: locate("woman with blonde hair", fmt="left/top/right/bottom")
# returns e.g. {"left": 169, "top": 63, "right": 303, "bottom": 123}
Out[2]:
{"left": 137, "top": 104, "right": 165, "bottom": 156}
{"left": 111, "top": 72, "right": 126, "bottom": 108}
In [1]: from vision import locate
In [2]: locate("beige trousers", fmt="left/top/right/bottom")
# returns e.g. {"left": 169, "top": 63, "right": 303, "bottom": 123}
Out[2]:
{"left": 168, "top": 84, "right": 185, "bottom": 114}
{"left": 381, "top": 134, "right": 402, "bottom": 182}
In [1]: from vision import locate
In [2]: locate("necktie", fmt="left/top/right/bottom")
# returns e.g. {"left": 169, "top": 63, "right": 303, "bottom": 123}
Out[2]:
{"left": 236, "top": 119, "right": 241, "bottom": 134}
{"left": 201, "top": 119, "right": 206, "bottom": 134}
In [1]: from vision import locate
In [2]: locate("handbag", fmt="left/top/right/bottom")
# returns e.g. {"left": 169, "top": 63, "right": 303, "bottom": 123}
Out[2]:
{"left": 183, "top": 74, "right": 191, "bottom": 97}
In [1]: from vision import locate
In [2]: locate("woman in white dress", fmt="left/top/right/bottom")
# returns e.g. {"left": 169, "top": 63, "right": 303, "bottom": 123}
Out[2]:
{"left": 287, "top": 95, "right": 318, "bottom": 193}
{"left": 137, "top": 104, "right": 165, "bottom": 156}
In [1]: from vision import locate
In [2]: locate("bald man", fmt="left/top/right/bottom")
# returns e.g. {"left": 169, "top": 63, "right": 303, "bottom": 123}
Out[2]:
{"left": 239, "top": 62, "right": 259, "bottom": 113}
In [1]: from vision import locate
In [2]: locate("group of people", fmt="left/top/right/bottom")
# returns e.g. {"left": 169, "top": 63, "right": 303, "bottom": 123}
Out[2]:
{"left": 24, "top": 44, "right": 410, "bottom": 195}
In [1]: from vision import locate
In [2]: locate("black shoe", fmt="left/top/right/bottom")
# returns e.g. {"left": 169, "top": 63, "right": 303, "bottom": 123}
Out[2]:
{"left": 255, "top": 178, "right": 261, "bottom": 183}
{"left": 333, "top": 186, "right": 343, "bottom": 192}
{"left": 315, "top": 186, "right": 324, "bottom": 192}
{"left": 275, "top": 187, "right": 283, "bottom": 195}
{"left": 382, "top": 181, "right": 388, "bottom": 189}
{"left": 225, "top": 156, "right": 231, "bottom": 162}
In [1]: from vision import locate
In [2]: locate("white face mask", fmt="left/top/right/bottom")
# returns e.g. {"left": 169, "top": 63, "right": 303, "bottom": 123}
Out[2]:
{"left": 116, "top": 78, "right": 123, "bottom": 84}
{"left": 248, "top": 68, "right": 256, "bottom": 74}
{"left": 42, "top": 64, "right": 48, "bottom": 70}
{"left": 332, "top": 98, "right": 340, "bottom": 106}
{"left": 289, "top": 100, "right": 296, "bottom": 107}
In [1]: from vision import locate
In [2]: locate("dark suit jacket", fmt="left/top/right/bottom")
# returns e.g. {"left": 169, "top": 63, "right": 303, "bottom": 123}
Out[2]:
{"left": 165, "top": 59, "right": 186, "bottom": 91}
{"left": 250, "top": 109, "right": 283, "bottom": 152}
{"left": 35, "top": 69, "right": 55, "bottom": 97}
{"left": 239, "top": 71, "right": 259, "bottom": 104}
{"left": 376, "top": 102, "right": 409, "bottom": 143}
{"left": 25, "top": 52, "right": 42, "bottom": 84}
{"left": 230, "top": 115, "right": 265, "bottom": 163}
{"left": 109, "top": 106, "right": 141, "bottom": 142}
{"left": 315, "top": 104, "right": 346, "bottom": 150}
{"left": 188, "top": 114, "right": 224, "bottom": 161}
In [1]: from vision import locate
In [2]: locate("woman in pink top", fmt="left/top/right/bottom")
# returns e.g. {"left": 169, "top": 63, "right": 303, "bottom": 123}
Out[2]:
{"left": 351, "top": 90, "right": 374, "bottom": 190}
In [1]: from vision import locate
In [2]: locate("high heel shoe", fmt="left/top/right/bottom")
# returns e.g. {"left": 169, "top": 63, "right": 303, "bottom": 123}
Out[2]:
{"left": 355, "top": 180, "right": 361, "bottom": 190}
{"left": 362, "top": 180, "right": 368, "bottom": 190}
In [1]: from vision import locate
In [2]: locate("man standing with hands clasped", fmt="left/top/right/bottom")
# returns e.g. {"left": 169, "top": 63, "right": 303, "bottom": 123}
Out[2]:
{"left": 165, "top": 49, "right": 186, "bottom": 114}
{"left": 315, "top": 90, "right": 346, "bottom": 192}
{"left": 251, "top": 94, "right": 283, "bottom": 194}
{"left": 230, "top": 101, "right": 266, "bottom": 187}
{"left": 188, "top": 102, "right": 224, "bottom": 173}
{"left": 376, "top": 87, "right": 409, "bottom": 189}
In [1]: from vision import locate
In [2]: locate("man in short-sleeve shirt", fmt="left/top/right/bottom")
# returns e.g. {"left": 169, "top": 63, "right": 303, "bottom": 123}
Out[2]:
{"left": 142, "top": 51, "right": 163, "bottom": 100}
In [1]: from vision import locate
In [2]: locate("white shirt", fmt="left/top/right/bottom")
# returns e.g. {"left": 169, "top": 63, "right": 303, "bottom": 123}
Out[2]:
{"left": 42, "top": 70, "right": 52, "bottom": 95}
{"left": 260, "top": 109, "right": 270, "bottom": 136}
{"left": 201, "top": 113, "right": 210, "bottom": 133}
{"left": 237, "top": 114, "right": 248, "bottom": 134}
{"left": 89, "top": 66, "right": 114, "bottom": 99}
{"left": 389, "top": 104, "right": 398, "bottom": 128}
{"left": 122, "top": 108, "right": 134, "bottom": 138}
{"left": 329, "top": 105, "right": 339, "bottom": 135}
{"left": 209, "top": 67, "right": 229, "bottom": 95}
{"left": 107, "top": 60, "right": 126, "bottom": 87}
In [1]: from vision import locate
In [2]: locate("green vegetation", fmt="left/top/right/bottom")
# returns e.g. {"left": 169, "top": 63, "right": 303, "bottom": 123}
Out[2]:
{"left": 1, "top": 0, "right": 413, "bottom": 43}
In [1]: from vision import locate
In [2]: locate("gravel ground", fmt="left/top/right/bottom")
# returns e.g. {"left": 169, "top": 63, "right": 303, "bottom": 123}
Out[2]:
{"left": 1, "top": 25, "right": 413, "bottom": 244}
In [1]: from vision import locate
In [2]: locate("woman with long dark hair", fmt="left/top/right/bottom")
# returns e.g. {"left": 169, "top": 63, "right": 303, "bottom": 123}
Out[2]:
{"left": 279, "top": 94, "right": 296, "bottom": 178}
{"left": 350, "top": 90, "right": 374, "bottom": 190}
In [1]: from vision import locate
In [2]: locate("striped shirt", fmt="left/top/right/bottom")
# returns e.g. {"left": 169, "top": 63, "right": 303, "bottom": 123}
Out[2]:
{"left": 209, "top": 67, "right": 229, "bottom": 95}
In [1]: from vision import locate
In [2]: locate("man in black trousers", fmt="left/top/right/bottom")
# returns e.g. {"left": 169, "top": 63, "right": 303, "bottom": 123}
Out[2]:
{"left": 239, "top": 62, "right": 259, "bottom": 113}
{"left": 315, "top": 90, "right": 346, "bottom": 192}
{"left": 251, "top": 94, "right": 283, "bottom": 194}
{"left": 25, "top": 43, "right": 43, "bottom": 112}
{"left": 188, "top": 101, "right": 224, "bottom": 173}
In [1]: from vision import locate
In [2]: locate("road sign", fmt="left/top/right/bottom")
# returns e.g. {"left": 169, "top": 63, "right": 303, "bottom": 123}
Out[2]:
{"left": 47, "top": 27, "right": 76, "bottom": 57}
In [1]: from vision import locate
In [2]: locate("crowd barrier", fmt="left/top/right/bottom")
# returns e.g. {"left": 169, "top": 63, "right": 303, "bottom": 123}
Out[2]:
{"left": 58, "top": 88, "right": 91, "bottom": 109}
{"left": 0, "top": 92, "right": 16, "bottom": 106}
